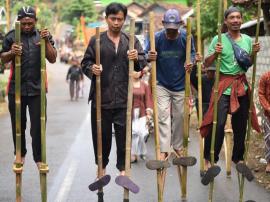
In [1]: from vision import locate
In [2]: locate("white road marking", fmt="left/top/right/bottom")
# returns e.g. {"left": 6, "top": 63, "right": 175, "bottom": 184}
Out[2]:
{"left": 48, "top": 113, "right": 90, "bottom": 202}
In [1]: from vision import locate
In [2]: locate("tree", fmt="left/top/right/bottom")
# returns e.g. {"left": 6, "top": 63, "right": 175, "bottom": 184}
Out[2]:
{"left": 232, "top": 0, "right": 270, "bottom": 35}
{"left": 191, "top": 0, "right": 257, "bottom": 41}
{"left": 59, "top": 0, "right": 97, "bottom": 26}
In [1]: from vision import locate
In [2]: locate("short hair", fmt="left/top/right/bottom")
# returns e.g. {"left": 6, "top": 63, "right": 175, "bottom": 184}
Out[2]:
{"left": 105, "top": 3, "right": 127, "bottom": 19}
{"left": 224, "top": 6, "right": 242, "bottom": 19}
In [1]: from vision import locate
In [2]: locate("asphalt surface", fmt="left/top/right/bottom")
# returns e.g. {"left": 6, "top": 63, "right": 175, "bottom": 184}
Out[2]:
{"left": 0, "top": 61, "right": 269, "bottom": 202}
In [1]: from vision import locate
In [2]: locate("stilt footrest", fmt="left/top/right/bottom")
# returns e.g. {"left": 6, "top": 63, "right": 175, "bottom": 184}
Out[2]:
{"left": 39, "top": 163, "right": 49, "bottom": 174}
{"left": 13, "top": 163, "right": 23, "bottom": 174}
{"left": 145, "top": 160, "right": 170, "bottom": 170}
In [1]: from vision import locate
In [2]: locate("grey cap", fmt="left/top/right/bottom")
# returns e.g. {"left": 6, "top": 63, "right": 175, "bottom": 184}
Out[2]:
{"left": 162, "top": 9, "right": 181, "bottom": 30}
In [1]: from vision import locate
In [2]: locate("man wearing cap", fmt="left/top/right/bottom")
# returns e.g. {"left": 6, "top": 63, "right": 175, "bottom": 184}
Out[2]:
{"left": 0, "top": 6, "right": 57, "bottom": 167}
{"left": 200, "top": 6, "right": 260, "bottom": 183}
{"left": 146, "top": 9, "right": 196, "bottom": 160}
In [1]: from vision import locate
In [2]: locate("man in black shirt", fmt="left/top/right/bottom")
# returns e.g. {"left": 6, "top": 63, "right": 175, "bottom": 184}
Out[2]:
{"left": 0, "top": 6, "right": 57, "bottom": 167}
{"left": 81, "top": 3, "right": 147, "bottom": 180}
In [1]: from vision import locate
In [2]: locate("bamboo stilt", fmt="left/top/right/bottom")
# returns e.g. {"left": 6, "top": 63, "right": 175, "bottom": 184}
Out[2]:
{"left": 239, "top": 1, "right": 261, "bottom": 202}
{"left": 95, "top": 27, "right": 105, "bottom": 201}
{"left": 209, "top": 1, "right": 223, "bottom": 201}
{"left": 196, "top": 0, "right": 204, "bottom": 176}
{"left": 149, "top": 12, "right": 165, "bottom": 202}
{"left": 123, "top": 18, "right": 135, "bottom": 202}
{"left": 40, "top": 22, "right": 49, "bottom": 202}
{"left": 13, "top": 21, "right": 23, "bottom": 202}
{"left": 179, "top": 17, "right": 192, "bottom": 200}
{"left": 224, "top": 115, "right": 232, "bottom": 177}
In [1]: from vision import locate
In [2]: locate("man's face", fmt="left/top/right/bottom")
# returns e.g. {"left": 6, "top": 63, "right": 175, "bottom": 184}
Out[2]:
{"left": 20, "top": 17, "right": 36, "bottom": 34}
{"left": 105, "top": 12, "right": 125, "bottom": 33}
{"left": 225, "top": 12, "right": 242, "bottom": 31}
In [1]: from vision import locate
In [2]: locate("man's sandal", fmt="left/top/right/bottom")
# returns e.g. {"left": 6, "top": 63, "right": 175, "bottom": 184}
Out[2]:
{"left": 236, "top": 163, "right": 254, "bottom": 182}
{"left": 145, "top": 160, "right": 171, "bottom": 170}
{"left": 115, "top": 175, "right": 139, "bottom": 194}
{"left": 173, "top": 156, "right": 197, "bottom": 167}
{"left": 88, "top": 175, "right": 111, "bottom": 191}
{"left": 201, "top": 165, "right": 221, "bottom": 185}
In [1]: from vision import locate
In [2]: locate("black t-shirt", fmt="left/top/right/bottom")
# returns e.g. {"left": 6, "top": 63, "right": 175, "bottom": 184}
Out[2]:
{"left": 0, "top": 29, "right": 55, "bottom": 96}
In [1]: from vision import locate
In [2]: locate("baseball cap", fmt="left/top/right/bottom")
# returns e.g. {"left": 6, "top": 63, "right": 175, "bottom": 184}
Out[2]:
{"left": 17, "top": 6, "right": 37, "bottom": 20}
{"left": 162, "top": 9, "right": 181, "bottom": 30}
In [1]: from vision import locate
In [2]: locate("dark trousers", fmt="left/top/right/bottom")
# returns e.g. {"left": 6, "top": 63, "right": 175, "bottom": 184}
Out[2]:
{"left": 69, "top": 79, "right": 80, "bottom": 100}
{"left": 8, "top": 94, "right": 44, "bottom": 162}
{"left": 204, "top": 94, "right": 249, "bottom": 163}
{"left": 91, "top": 106, "right": 126, "bottom": 171}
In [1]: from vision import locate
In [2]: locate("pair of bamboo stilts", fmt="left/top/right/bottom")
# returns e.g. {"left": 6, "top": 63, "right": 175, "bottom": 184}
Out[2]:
{"left": 147, "top": 12, "right": 196, "bottom": 201}
{"left": 13, "top": 21, "right": 49, "bottom": 202}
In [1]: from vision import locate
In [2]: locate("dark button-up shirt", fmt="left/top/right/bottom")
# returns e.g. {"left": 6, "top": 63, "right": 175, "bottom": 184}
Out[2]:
{"left": 0, "top": 29, "right": 55, "bottom": 96}
{"left": 81, "top": 31, "right": 147, "bottom": 109}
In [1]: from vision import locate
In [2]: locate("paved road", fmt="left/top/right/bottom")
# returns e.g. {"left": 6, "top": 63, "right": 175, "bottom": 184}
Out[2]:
{"left": 0, "top": 61, "right": 269, "bottom": 202}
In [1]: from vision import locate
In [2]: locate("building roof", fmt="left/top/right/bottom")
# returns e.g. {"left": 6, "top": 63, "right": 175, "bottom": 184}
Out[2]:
{"left": 138, "top": 3, "right": 193, "bottom": 31}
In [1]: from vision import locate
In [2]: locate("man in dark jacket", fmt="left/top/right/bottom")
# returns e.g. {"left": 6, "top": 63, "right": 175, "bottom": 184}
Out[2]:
{"left": 81, "top": 2, "right": 147, "bottom": 180}
{"left": 0, "top": 6, "right": 57, "bottom": 167}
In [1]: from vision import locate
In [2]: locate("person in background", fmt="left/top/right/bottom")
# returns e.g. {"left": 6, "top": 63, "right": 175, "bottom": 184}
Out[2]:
{"left": 66, "top": 57, "right": 83, "bottom": 101}
{"left": 131, "top": 70, "right": 153, "bottom": 163}
{"left": 258, "top": 70, "right": 270, "bottom": 173}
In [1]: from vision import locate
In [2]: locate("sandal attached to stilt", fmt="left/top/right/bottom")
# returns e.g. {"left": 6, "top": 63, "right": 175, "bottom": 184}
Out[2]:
{"left": 145, "top": 160, "right": 171, "bottom": 170}
{"left": 88, "top": 175, "right": 111, "bottom": 191}
{"left": 115, "top": 175, "right": 139, "bottom": 194}
{"left": 236, "top": 163, "right": 254, "bottom": 182}
{"left": 172, "top": 156, "right": 197, "bottom": 167}
{"left": 201, "top": 165, "right": 221, "bottom": 185}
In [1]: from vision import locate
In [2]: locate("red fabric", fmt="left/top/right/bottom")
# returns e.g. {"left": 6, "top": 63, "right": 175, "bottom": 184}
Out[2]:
{"left": 258, "top": 71, "right": 270, "bottom": 121}
{"left": 200, "top": 73, "right": 261, "bottom": 138}
{"left": 6, "top": 63, "right": 13, "bottom": 94}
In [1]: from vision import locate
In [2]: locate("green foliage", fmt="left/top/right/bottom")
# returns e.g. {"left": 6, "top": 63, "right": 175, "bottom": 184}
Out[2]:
{"left": 59, "top": 0, "right": 97, "bottom": 26}
{"left": 192, "top": 0, "right": 257, "bottom": 41}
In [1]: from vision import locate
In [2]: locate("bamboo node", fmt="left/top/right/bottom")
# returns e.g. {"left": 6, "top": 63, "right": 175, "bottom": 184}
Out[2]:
{"left": 39, "top": 163, "right": 49, "bottom": 173}
{"left": 13, "top": 163, "right": 23, "bottom": 173}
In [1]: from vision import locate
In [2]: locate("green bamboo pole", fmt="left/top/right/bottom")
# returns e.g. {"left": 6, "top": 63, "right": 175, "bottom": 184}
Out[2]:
{"left": 180, "top": 17, "right": 192, "bottom": 200}
{"left": 149, "top": 12, "right": 165, "bottom": 202}
{"left": 196, "top": 0, "right": 204, "bottom": 177}
{"left": 13, "top": 21, "right": 23, "bottom": 202}
{"left": 39, "top": 22, "right": 49, "bottom": 202}
{"left": 208, "top": 0, "right": 223, "bottom": 201}
{"left": 123, "top": 18, "right": 135, "bottom": 202}
{"left": 239, "top": 1, "right": 261, "bottom": 201}
{"left": 223, "top": 0, "right": 233, "bottom": 178}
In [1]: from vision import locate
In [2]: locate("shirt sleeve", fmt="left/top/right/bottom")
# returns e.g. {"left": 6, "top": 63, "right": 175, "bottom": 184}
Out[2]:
{"left": 258, "top": 74, "right": 270, "bottom": 111}
{"left": 0, "top": 32, "right": 14, "bottom": 54}
{"left": 207, "top": 36, "right": 218, "bottom": 57}
{"left": 190, "top": 35, "right": 196, "bottom": 63}
{"left": 81, "top": 36, "right": 96, "bottom": 79}
{"left": 143, "top": 82, "right": 153, "bottom": 111}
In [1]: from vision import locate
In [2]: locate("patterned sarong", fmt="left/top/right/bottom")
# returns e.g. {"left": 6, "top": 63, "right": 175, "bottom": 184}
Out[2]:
{"left": 262, "top": 116, "right": 270, "bottom": 162}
